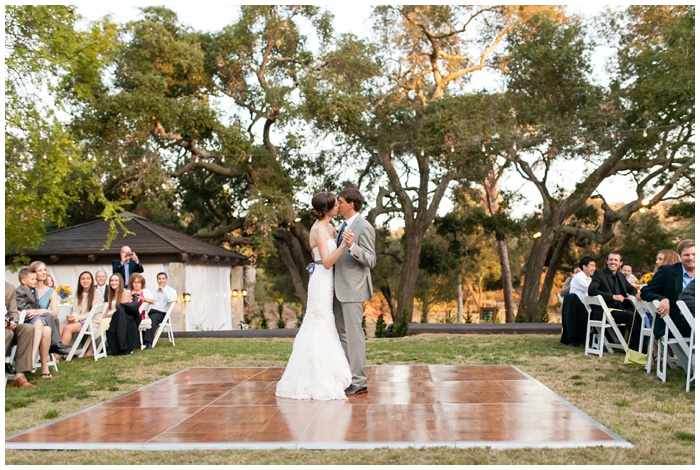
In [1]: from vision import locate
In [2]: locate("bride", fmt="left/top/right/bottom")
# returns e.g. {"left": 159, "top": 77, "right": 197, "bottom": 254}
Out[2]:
{"left": 275, "top": 192, "right": 353, "bottom": 400}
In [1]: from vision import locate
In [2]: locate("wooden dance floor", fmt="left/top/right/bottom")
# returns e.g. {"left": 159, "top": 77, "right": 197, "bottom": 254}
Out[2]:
{"left": 6, "top": 365, "right": 630, "bottom": 450}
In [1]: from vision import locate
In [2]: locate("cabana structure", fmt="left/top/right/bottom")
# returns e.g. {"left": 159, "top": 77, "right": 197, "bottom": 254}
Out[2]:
{"left": 5, "top": 212, "right": 252, "bottom": 332}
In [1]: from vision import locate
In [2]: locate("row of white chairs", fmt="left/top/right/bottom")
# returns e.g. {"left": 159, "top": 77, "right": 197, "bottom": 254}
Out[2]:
{"left": 6, "top": 302, "right": 175, "bottom": 383}
{"left": 582, "top": 294, "right": 694, "bottom": 392}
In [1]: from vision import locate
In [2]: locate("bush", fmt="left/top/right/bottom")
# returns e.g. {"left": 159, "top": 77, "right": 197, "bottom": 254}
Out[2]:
{"left": 374, "top": 313, "right": 387, "bottom": 338}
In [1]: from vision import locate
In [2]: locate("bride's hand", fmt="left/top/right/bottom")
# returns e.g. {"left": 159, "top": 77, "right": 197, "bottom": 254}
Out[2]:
{"left": 342, "top": 232, "right": 354, "bottom": 247}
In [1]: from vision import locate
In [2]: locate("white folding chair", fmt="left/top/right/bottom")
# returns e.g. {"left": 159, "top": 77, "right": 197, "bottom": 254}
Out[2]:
{"left": 676, "top": 300, "right": 694, "bottom": 392}
{"left": 676, "top": 300, "right": 695, "bottom": 392}
{"left": 18, "top": 310, "right": 58, "bottom": 373}
{"left": 151, "top": 302, "right": 176, "bottom": 349}
{"left": 636, "top": 300, "right": 659, "bottom": 374}
{"left": 65, "top": 302, "right": 108, "bottom": 362}
{"left": 583, "top": 295, "right": 629, "bottom": 357}
{"left": 630, "top": 298, "right": 654, "bottom": 353}
{"left": 138, "top": 303, "right": 152, "bottom": 350}
{"left": 655, "top": 302, "right": 692, "bottom": 383}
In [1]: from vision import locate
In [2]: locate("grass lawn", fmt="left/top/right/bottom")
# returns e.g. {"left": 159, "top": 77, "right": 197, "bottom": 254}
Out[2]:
{"left": 4, "top": 334, "right": 695, "bottom": 465}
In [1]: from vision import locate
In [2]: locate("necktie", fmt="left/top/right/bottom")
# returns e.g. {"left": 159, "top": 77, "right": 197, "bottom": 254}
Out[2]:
{"left": 337, "top": 221, "right": 347, "bottom": 246}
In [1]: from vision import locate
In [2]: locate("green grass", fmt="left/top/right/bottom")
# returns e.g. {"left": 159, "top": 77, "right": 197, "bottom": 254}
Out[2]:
{"left": 5, "top": 335, "right": 695, "bottom": 465}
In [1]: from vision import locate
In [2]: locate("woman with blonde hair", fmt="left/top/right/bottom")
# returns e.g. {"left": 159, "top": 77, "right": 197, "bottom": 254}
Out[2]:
{"left": 654, "top": 249, "right": 681, "bottom": 272}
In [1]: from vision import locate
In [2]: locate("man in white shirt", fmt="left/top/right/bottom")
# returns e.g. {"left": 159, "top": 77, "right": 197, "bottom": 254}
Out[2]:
{"left": 621, "top": 263, "right": 638, "bottom": 285}
{"left": 94, "top": 270, "right": 108, "bottom": 301}
{"left": 570, "top": 256, "right": 596, "bottom": 302}
{"left": 142, "top": 272, "right": 177, "bottom": 349}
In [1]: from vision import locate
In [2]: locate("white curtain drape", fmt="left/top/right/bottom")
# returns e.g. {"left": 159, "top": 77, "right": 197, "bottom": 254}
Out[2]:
{"left": 184, "top": 264, "right": 232, "bottom": 331}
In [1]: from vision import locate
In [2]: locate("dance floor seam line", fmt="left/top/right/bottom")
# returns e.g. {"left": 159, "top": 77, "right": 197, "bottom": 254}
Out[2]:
{"left": 6, "top": 365, "right": 632, "bottom": 451}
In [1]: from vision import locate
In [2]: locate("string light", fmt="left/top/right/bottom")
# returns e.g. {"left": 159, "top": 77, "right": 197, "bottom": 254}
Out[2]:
{"left": 42, "top": 154, "right": 47, "bottom": 160}
{"left": 420, "top": 149, "right": 424, "bottom": 156}
{"left": 450, "top": 145, "right": 454, "bottom": 153}
{"left": 99, "top": 125, "right": 675, "bottom": 163}
{"left": 275, "top": 155, "right": 280, "bottom": 161}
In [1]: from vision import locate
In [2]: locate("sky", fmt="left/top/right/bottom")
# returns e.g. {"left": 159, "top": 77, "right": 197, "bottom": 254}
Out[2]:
{"left": 71, "top": 2, "right": 635, "bottom": 221}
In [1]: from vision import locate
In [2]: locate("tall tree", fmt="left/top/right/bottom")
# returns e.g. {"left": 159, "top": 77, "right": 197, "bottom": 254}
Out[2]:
{"left": 304, "top": 5, "right": 562, "bottom": 333}
{"left": 500, "top": 8, "right": 694, "bottom": 321}
{"left": 5, "top": 5, "right": 126, "bottom": 257}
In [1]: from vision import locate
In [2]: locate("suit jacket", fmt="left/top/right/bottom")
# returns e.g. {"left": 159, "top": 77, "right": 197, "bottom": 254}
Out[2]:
{"left": 15, "top": 284, "right": 40, "bottom": 312}
{"left": 5, "top": 282, "right": 19, "bottom": 323}
{"left": 112, "top": 259, "right": 144, "bottom": 283}
{"left": 334, "top": 214, "right": 376, "bottom": 303}
{"left": 588, "top": 267, "right": 637, "bottom": 308}
{"left": 641, "top": 263, "right": 686, "bottom": 336}
{"left": 678, "top": 279, "right": 695, "bottom": 317}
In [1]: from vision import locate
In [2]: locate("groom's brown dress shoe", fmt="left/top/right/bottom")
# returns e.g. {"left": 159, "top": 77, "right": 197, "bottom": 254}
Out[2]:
{"left": 344, "top": 384, "right": 368, "bottom": 396}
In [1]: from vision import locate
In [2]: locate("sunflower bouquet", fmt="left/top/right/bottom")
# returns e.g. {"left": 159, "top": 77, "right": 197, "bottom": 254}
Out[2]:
{"left": 55, "top": 285, "right": 72, "bottom": 304}
{"left": 639, "top": 272, "right": 653, "bottom": 286}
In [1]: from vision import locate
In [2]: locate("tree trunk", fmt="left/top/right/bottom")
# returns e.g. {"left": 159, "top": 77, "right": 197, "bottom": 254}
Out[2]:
{"left": 497, "top": 240, "right": 516, "bottom": 323}
{"left": 456, "top": 273, "right": 463, "bottom": 324}
{"left": 518, "top": 228, "right": 556, "bottom": 322}
{"left": 395, "top": 230, "right": 423, "bottom": 326}
{"left": 536, "top": 231, "right": 572, "bottom": 317}
{"left": 379, "top": 282, "right": 397, "bottom": 322}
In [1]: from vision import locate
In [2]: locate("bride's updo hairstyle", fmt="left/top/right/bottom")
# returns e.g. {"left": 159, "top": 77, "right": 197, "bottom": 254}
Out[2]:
{"left": 310, "top": 192, "right": 337, "bottom": 220}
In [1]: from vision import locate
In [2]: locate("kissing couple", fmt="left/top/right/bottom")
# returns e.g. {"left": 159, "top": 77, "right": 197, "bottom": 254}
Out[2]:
{"left": 276, "top": 188, "right": 376, "bottom": 399}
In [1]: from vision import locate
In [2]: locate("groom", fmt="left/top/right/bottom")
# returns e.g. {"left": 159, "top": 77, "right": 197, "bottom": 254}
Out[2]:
{"left": 334, "top": 188, "right": 376, "bottom": 396}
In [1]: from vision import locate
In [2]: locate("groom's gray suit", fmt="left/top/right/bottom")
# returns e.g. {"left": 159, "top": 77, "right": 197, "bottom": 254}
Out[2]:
{"left": 333, "top": 213, "right": 376, "bottom": 388}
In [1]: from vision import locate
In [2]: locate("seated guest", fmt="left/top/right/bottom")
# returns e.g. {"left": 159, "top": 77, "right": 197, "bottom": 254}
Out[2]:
{"left": 128, "top": 273, "right": 155, "bottom": 314}
{"left": 559, "top": 265, "right": 581, "bottom": 298}
{"left": 642, "top": 239, "right": 695, "bottom": 339}
{"left": 588, "top": 251, "right": 641, "bottom": 346}
{"left": 59, "top": 271, "right": 103, "bottom": 357}
{"left": 141, "top": 272, "right": 177, "bottom": 349}
{"left": 94, "top": 270, "right": 108, "bottom": 301}
{"left": 102, "top": 274, "right": 132, "bottom": 333}
{"left": 654, "top": 249, "right": 681, "bottom": 273}
{"left": 5, "top": 282, "right": 36, "bottom": 388}
{"left": 570, "top": 257, "right": 596, "bottom": 302}
{"left": 44, "top": 274, "right": 55, "bottom": 288}
{"left": 28, "top": 261, "right": 67, "bottom": 358}
{"left": 621, "top": 263, "right": 638, "bottom": 284}
{"left": 106, "top": 273, "right": 153, "bottom": 356}
{"left": 14, "top": 270, "right": 53, "bottom": 379}
{"left": 560, "top": 259, "right": 594, "bottom": 347}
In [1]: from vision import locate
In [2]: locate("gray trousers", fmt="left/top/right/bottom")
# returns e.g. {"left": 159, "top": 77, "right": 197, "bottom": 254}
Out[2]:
{"left": 334, "top": 298, "right": 366, "bottom": 388}
{"left": 5, "top": 323, "right": 35, "bottom": 373}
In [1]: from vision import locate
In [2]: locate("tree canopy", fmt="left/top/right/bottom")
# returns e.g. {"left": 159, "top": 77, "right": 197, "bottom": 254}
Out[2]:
{"left": 5, "top": 5, "right": 694, "bottom": 327}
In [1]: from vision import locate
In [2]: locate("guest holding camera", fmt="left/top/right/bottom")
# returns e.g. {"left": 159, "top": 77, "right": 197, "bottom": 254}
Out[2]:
{"left": 112, "top": 246, "right": 143, "bottom": 283}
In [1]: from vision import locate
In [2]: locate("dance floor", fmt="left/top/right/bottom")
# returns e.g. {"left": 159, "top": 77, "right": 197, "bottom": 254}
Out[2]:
{"left": 6, "top": 365, "right": 630, "bottom": 450}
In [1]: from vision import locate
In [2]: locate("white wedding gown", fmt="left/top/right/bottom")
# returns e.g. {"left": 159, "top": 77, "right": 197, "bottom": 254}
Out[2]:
{"left": 275, "top": 239, "right": 352, "bottom": 400}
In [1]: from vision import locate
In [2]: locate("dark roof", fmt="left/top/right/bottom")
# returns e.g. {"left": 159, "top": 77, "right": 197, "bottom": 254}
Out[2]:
{"left": 9, "top": 212, "right": 249, "bottom": 266}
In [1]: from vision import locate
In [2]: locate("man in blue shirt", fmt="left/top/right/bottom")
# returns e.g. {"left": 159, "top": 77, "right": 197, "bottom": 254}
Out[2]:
{"left": 642, "top": 239, "right": 695, "bottom": 338}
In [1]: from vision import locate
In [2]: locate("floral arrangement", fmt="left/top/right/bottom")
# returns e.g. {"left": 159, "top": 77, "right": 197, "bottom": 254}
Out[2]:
{"left": 640, "top": 272, "right": 654, "bottom": 285}
{"left": 55, "top": 285, "right": 72, "bottom": 302}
